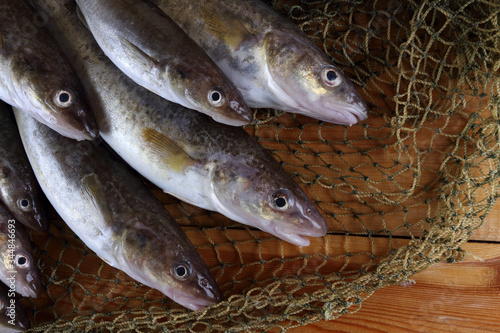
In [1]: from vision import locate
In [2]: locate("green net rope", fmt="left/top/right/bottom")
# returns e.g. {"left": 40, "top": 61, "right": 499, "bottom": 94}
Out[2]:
{"left": 22, "top": 0, "right": 500, "bottom": 331}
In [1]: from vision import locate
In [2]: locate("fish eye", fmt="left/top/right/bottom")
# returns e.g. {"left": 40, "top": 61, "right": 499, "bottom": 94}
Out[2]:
{"left": 0, "top": 296, "right": 5, "bottom": 310}
{"left": 321, "top": 67, "right": 342, "bottom": 87}
{"left": 172, "top": 262, "right": 192, "bottom": 281}
{"left": 15, "top": 254, "right": 30, "bottom": 269}
{"left": 272, "top": 192, "right": 289, "bottom": 210}
{"left": 53, "top": 90, "right": 75, "bottom": 108}
{"left": 17, "top": 197, "right": 32, "bottom": 212}
{"left": 208, "top": 88, "right": 225, "bottom": 107}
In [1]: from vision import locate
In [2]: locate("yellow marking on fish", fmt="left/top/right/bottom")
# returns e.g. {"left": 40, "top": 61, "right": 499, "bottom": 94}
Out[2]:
{"left": 141, "top": 128, "right": 196, "bottom": 173}
{"left": 200, "top": 2, "right": 254, "bottom": 50}
{"left": 81, "top": 173, "right": 113, "bottom": 231}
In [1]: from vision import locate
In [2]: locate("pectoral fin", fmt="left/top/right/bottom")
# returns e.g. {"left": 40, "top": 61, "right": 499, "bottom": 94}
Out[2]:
{"left": 81, "top": 173, "right": 113, "bottom": 229}
{"left": 141, "top": 128, "right": 196, "bottom": 173}
{"left": 200, "top": 2, "right": 255, "bottom": 50}
{"left": 120, "top": 37, "right": 158, "bottom": 72}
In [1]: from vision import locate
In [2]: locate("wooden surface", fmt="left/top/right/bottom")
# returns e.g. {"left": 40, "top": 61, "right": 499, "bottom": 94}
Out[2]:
{"left": 21, "top": 107, "right": 498, "bottom": 331}
{"left": 23, "top": 109, "right": 499, "bottom": 331}
{"left": 290, "top": 198, "right": 500, "bottom": 332}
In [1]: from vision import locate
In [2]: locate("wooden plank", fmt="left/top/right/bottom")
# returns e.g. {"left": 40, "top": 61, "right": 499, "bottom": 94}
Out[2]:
{"left": 289, "top": 242, "right": 500, "bottom": 332}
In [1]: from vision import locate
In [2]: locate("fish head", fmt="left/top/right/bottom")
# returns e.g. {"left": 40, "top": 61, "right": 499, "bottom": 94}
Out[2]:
{"left": 264, "top": 32, "right": 368, "bottom": 125}
{"left": 0, "top": 206, "right": 41, "bottom": 298}
{"left": 11, "top": 48, "right": 98, "bottom": 141}
{"left": 0, "top": 165, "right": 47, "bottom": 232}
{"left": 10, "top": 250, "right": 42, "bottom": 298}
{"left": 167, "top": 60, "right": 253, "bottom": 126}
{"left": 0, "top": 286, "right": 31, "bottom": 331}
{"left": 211, "top": 157, "right": 327, "bottom": 247}
{"left": 122, "top": 221, "right": 222, "bottom": 311}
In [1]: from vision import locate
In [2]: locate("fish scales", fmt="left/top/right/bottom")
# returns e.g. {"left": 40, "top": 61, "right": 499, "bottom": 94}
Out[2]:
{"left": 0, "top": 102, "right": 47, "bottom": 232}
{"left": 0, "top": 0, "right": 98, "bottom": 141}
{"left": 32, "top": 0, "right": 327, "bottom": 247}
{"left": 15, "top": 109, "right": 222, "bottom": 311}
{"left": 75, "top": 0, "right": 253, "bottom": 126}
{"left": 151, "top": 0, "right": 369, "bottom": 125}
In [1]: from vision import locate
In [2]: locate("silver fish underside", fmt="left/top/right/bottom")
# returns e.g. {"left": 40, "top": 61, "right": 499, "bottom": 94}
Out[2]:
{"left": 32, "top": 0, "right": 327, "bottom": 247}
{"left": 75, "top": 0, "right": 252, "bottom": 126}
{"left": 15, "top": 109, "right": 222, "bottom": 311}
{"left": 151, "top": 0, "right": 369, "bottom": 125}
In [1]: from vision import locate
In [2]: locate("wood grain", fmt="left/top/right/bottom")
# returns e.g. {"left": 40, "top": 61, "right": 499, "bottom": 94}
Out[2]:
{"left": 290, "top": 199, "right": 500, "bottom": 332}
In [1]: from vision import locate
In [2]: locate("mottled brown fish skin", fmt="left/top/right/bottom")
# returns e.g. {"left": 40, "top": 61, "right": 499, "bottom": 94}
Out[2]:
{"left": 75, "top": 0, "right": 253, "bottom": 126}
{"left": 151, "top": 0, "right": 369, "bottom": 125}
{"left": 31, "top": 0, "right": 327, "bottom": 247}
{"left": 0, "top": 0, "right": 98, "bottom": 140}
{"left": 0, "top": 282, "right": 31, "bottom": 332}
{"left": 0, "top": 203, "right": 42, "bottom": 299}
{"left": 15, "top": 109, "right": 222, "bottom": 311}
{"left": 0, "top": 102, "right": 47, "bottom": 232}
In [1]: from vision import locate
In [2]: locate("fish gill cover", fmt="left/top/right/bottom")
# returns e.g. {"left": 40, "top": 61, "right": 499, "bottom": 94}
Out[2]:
{"left": 20, "top": 0, "right": 500, "bottom": 331}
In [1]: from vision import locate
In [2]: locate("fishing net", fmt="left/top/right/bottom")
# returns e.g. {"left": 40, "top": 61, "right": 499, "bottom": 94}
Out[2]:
{"left": 23, "top": 0, "right": 500, "bottom": 331}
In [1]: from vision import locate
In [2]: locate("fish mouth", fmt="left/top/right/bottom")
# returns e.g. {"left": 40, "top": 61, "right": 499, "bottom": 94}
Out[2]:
{"left": 33, "top": 211, "right": 49, "bottom": 232}
{"left": 170, "top": 291, "right": 218, "bottom": 311}
{"left": 20, "top": 212, "right": 48, "bottom": 233}
{"left": 346, "top": 99, "right": 369, "bottom": 122}
{"left": 83, "top": 122, "right": 99, "bottom": 140}
{"left": 79, "top": 109, "right": 99, "bottom": 141}
{"left": 267, "top": 216, "right": 328, "bottom": 247}
{"left": 274, "top": 228, "right": 327, "bottom": 247}
{"left": 321, "top": 99, "right": 369, "bottom": 125}
{"left": 289, "top": 100, "right": 368, "bottom": 125}
{"left": 58, "top": 124, "right": 98, "bottom": 141}
{"left": 276, "top": 232, "right": 312, "bottom": 247}
{"left": 211, "top": 101, "right": 254, "bottom": 126}
{"left": 40, "top": 99, "right": 99, "bottom": 141}
{"left": 212, "top": 113, "right": 252, "bottom": 127}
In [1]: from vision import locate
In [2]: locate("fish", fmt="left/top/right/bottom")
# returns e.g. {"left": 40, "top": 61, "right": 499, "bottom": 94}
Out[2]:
{"left": 75, "top": 0, "right": 253, "bottom": 126}
{"left": 0, "top": 202, "right": 42, "bottom": 299}
{"left": 0, "top": 282, "right": 31, "bottom": 332}
{"left": 14, "top": 109, "right": 222, "bottom": 311}
{"left": 0, "top": 102, "right": 47, "bottom": 232}
{"left": 31, "top": 0, "right": 327, "bottom": 247}
{"left": 151, "top": 0, "right": 369, "bottom": 125}
{"left": 0, "top": 0, "right": 98, "bottom": 141}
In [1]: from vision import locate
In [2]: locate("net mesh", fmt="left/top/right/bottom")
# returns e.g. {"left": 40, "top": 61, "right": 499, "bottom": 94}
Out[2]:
{"left": 23, "top": 0, "right": 500, "bottom": 331}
